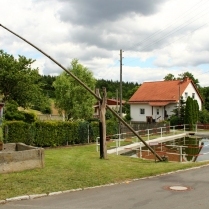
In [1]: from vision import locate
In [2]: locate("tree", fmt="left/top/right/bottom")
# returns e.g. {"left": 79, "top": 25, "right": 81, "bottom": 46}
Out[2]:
{"left": 39, "top": 75, "right": 56, "bottom": 98}
{"left": 164, "top": 73, "right": 176, "bottom": 81}
{"left": 185, "top": 97, "right": 193, "bottom": 129}
{"left": 96, "top": 79, "right": 139, "bottom": 100}
{"left": 199, "top": 87, "right": 209, "bottom": 111}
{"left": 177, "top": 72, "right": 200, "bottom": 88}
{"left": 0, "top": 50, "right": 46, "bottom": 109}
{"left": 4, "top": 100, "right": 36, "bottom": 123}
{"left": 193, "top": 100, "right": 199, "bottom": 123}
{"left": 184, "top": 97, "right": 199, "bottom": 130}
{"left": 53, "top": 59, "right": 96, "bottom": 120}
{"left": 199, "top": 109, "right": 209, "bottom": 124}
{"left": 163, "top": 72, "right": 200, "bottom": 88}
{"left": 170, "top": 96, "right": 186, "bottom": 126}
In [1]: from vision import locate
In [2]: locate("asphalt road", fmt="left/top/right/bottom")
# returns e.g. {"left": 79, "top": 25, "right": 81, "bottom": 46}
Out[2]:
{"left": 1, "top": 165, "right": 209, "bottom": 209}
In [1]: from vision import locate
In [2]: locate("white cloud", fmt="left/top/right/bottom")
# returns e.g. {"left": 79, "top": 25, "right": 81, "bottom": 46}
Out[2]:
{"left": 0, "top": 0, "right": 209, "bottom": 87}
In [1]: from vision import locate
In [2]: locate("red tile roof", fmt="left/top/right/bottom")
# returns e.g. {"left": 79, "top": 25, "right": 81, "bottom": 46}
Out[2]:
{"left": 149, "top": 102, "right": 170, "bottom": 106}
{"left": 94, "top": 98, "right": 125, "bottom": 108}
{"left": 129, "top": 78, "right": 202, "bottom": 105}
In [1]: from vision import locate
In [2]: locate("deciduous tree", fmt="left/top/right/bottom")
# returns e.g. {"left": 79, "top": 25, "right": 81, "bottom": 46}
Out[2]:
{"left": 0, "top": 50, "right": 46, "bottom": 109}
{"left": 53, "top": 59, "right": 96, "bottom": 120}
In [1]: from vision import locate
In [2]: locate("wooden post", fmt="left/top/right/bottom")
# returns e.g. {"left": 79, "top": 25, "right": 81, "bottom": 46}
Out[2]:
{"left": 100, "top": 87, "right": 107, "bottom": 159}
{"left": 96, "top": 88, "right": 107, "bottom": 159}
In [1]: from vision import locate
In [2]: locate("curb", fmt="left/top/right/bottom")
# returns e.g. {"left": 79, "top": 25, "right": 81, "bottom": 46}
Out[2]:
{"left": 1, "top": 164, "right": 209, "bottom": 205}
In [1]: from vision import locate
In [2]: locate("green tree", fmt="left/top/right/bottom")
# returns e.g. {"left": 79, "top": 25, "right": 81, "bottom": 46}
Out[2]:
{"left": 96, "top": 79, "right": 139, "bottom": 101}
{"left": 199, "top": 109, "right": 209, "bottom": 124}
{"left": 0, "top": 50, "right": 46, "bottom": 109}
{"left": 177, "top": 72, "right": 200, "bottom": 88}
{"left": 4, "top": 100, "right": 36, "bottom": 123}
{"left": 164, "top": 73, "right": 176, "bottom": 81}
{"left": 170, "top": 96, "right": 186, "bottom": 125}
{"left": 199, "top": 86, "right": 209, "bottom": 111}
{"left": 163, "top": 72, "right": 200, "bottom": 88}
{"left": 39, "top": 75, "right": 56, "bottom": 98}
{"left": 184, "top": 97, "right": 199, "bottom": 130}
{"left": 185, "top": 97, "right": 193, "bottom": 129}
{"left": 53, "top": 59, "right": 96, "bottom": 120}
{"left": 193, "top": 100, "right": 199, "bottom": 123}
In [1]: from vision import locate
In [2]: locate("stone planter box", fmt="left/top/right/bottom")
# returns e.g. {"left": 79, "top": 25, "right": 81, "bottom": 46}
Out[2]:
{"left": 0, "top": 143, "right": 44, "bottom": 173}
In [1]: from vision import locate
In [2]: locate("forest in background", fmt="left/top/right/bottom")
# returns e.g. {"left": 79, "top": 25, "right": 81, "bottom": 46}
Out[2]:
{"left": 1, "top": 50, "right": 209, "bottom": 124}
{"left": 39, "top": 75, "right": 140, "bottom": 102}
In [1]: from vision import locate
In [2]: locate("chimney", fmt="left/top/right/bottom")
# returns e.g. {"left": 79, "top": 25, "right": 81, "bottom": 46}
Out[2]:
{"left": 183, "top": 77, "right": 189, "bottom": 82}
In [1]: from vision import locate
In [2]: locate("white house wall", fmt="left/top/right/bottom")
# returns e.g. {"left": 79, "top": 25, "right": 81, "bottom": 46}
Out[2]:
{"left": 165, "top": 103, "right": 176, "bottom": 117}
{"left": 130, "top": 103, "right": 177, "bottom": 122}
{"left": 181, "top": 83, "right": 202, "bottom": 110}
{"left": 130, "top": 104, "right": 151, "bottom": 122}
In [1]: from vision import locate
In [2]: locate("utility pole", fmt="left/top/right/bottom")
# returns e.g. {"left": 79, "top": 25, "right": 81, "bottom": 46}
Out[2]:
{"left": 119, "top": 49, "right": 123, "bottom": 138}
{"left": 120, "top": 49, "right": 123, "bottom": 118}
{"left": 116, "top": 89, "right": 118, "bottom": 113}
{"left": 178, "top": 80, "right": 181, "bottom": 119}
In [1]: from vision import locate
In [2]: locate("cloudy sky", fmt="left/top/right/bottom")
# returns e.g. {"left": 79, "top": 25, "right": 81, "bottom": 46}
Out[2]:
{"left": 1, "top": 0, "right": 209, "bottom": 86}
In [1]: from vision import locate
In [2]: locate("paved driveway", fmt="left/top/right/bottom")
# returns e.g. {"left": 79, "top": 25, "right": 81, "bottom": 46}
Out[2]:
{"left": 1, "top": 165, "right": 209, "bottom": 209}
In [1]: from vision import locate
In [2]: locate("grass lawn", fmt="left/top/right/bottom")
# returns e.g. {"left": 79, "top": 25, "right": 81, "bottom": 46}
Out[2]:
{"left": 0, "top": 144, "right": 209, "bottom": 200}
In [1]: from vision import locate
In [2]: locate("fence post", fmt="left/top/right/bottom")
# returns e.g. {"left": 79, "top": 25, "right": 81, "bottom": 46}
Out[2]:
{"left": 180, "top": 146, "right": 182, "bottom": 162}
{"left": 139, "top": 143, "right": 142, "bottom": 158}
{"left": 119, "top": 133, "right": 121, "bottom": 148}
{"left": 160, "top": 127, "right": 163, "bottom": 138}
{"left": 115, "top": 134, "right": 118, "bottom": 155}
{"left": 147, "top": 129, "right": 149, "bottom": 140}
{"left": 195, "top": 124, "right": 197, "bottom": 133}
{"left": 96, "top": 137, "right": 99, "bottom": 152}
{"left": 136, "top": 131, "right": 139, "bottom": 142}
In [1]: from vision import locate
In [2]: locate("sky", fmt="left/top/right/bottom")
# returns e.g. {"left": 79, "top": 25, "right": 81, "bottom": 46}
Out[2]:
{"left": 0, "top": 0, "right": 209, "bottom": 87}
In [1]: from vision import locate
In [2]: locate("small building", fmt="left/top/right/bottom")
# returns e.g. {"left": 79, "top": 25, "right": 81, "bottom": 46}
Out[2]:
{"left": 128, "top": 77, "right": 203, "bottom": 123}
{"left": 93, "top": 99, "right": 125, "bottom": 118}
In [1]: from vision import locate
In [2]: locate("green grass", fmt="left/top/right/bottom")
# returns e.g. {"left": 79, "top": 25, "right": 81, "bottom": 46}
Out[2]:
{"left": 0, "top": 144, "right": 209, "bottom": 200}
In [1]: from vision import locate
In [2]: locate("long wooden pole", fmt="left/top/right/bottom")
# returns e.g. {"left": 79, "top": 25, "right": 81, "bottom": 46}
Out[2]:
{"left": 0, "top": 23, "right": 163, "bottom": 161}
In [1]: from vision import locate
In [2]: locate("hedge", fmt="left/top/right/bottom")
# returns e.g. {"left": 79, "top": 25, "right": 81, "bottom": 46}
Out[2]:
{"left": 2, "top": 120, "right": 118, "bottom": 147}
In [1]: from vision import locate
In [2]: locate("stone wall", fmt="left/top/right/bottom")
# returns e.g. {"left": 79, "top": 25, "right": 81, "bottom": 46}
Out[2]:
{"left": 0, "top": 143, "right": 44, "bottom": 174}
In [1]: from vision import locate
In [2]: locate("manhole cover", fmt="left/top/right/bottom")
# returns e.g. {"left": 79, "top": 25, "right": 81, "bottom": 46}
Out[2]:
{"left": 169, "top": 186, "right": 188, "bottom": 191}
{"left": 164, "top": 185, "right": 192, "bottom": 191}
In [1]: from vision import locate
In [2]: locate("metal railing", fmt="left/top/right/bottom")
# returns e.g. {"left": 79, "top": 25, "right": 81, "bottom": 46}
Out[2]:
{"left": 96, "top": 123, "right": 209, "bottom": 158}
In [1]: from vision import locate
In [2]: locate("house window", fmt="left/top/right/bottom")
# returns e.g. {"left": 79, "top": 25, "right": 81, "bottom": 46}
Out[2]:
{"left": 192, "top": 93, "right": 195, "bottom": 99}
{"left": 140, "top": 108, "right": 145, "bottom": 114}
{"left": 156, "top": 109, "right": 159, "bottom": 115}
{"left": 185, "top": 92, "right": 188, "bottom": 99}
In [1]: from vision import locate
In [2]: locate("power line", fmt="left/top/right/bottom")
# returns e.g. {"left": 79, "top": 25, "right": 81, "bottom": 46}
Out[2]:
{"left": 123, "top": 0, "right": 209, "bottom": 66}
{"left": 139, "top": 9, "right": 209, "bottom": 52}
{"left": 135, "top": 0, "right": 207, "bottom": 47}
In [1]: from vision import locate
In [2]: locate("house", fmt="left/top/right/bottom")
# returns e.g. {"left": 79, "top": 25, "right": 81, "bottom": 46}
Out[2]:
{"left": 93, "top": 98, "right": 125, "bottom": 118}
{"left": 128, "top": 77, "right": 203, "bottom": 123}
